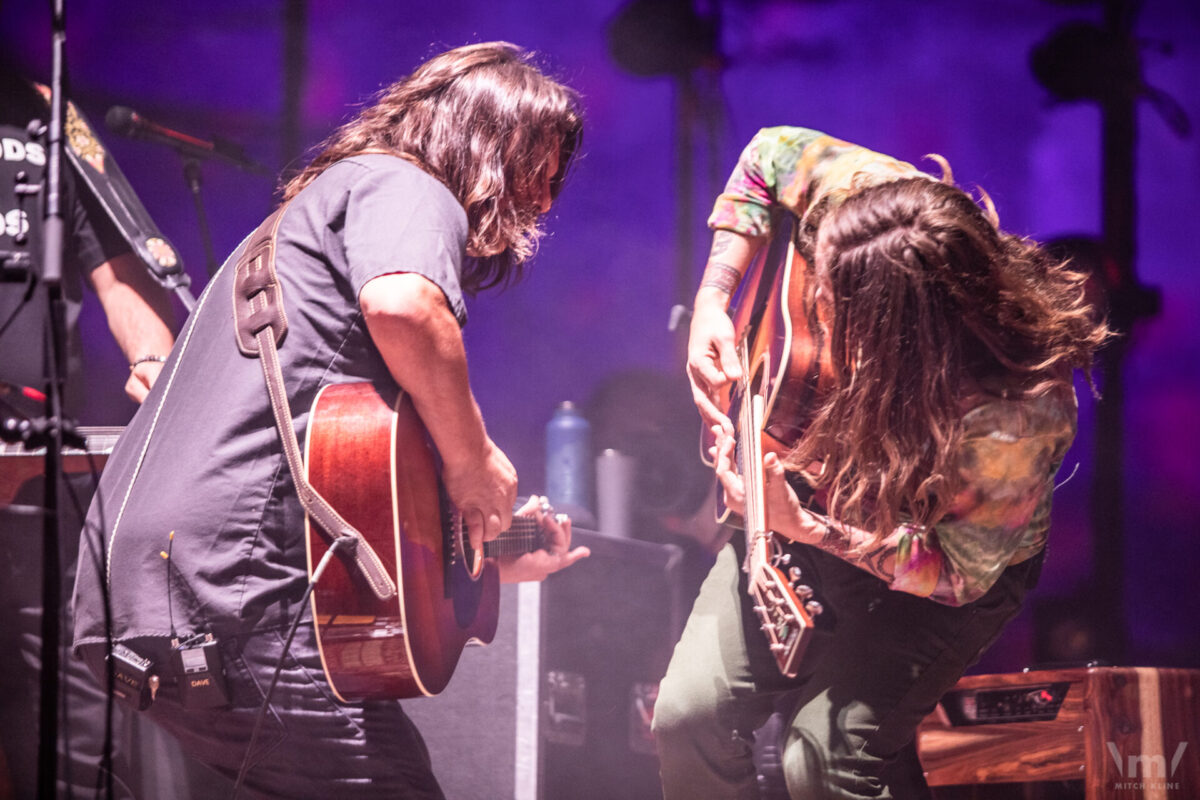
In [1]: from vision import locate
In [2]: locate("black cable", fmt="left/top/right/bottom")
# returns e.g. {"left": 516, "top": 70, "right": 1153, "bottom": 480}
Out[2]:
{"left": 231, "top": 537, "right": 350, "bottom": 799}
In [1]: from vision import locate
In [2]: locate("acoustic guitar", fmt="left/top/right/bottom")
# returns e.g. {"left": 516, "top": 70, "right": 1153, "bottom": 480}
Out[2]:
{"left": 705, "top": 216, "right": 830, "bottom": 677}
{"left": 303, "top": 381, "right": 545, "bottom": 702}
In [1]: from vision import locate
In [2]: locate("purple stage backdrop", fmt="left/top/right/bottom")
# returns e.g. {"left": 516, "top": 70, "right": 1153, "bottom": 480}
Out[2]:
{"left": 4, "top": 0, "right": 1197, "bottom": 670}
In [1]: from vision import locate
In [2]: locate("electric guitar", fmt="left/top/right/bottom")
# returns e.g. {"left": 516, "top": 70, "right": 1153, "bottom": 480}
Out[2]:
{"left": 706, "top": 216, "right": 829, "bottom": 677}
{"left": 303, "top": 381, "right": 546, "bottom": 701}
{"left": 0, "top": 427, "right": 121, "bottom": 507}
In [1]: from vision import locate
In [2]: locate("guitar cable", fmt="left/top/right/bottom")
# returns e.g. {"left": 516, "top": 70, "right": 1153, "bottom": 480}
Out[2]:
{"left": 231, "top": 534, "right": 355, "bottom": 800}
{"left": 162, "top": 530, "right": 177, "bottom": 640}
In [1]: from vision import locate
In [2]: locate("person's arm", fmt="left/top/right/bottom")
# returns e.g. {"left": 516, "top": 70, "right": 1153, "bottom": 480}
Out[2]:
{"left": 89, "top": 252, "right": 175, "bottom": 403}
{"left": 687, "top": 127, "right": 822, "bottom": 431}
{"left": 497, "top": 495, "right": 590, "bottom": 583}
{"left": 360, "top": 271, "right": 516, "bottom": 552}
{"left": 686, "top": 230, "right": 764, "bottom": 433}
{"left": 710, "top": 425, "right": 1054, "bottom": 607}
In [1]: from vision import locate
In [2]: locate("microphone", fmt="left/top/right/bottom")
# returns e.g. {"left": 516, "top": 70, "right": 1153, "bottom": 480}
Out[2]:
{"left": 105, "top": 106, "right": 272, "bottom": 175}
{"left": 0, "top": 382, "right": 88, "bottom": 450}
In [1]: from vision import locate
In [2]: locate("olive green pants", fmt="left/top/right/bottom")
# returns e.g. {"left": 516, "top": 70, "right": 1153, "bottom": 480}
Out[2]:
{"left": 653, "top": 539, "right": 1042, "bottom": 800}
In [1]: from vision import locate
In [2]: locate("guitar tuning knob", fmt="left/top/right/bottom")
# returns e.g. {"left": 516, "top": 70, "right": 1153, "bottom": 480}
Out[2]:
{"left": 789, "top": 566, "right": 802, "bottom": 582}
{"left": 804, "top": 600, "right": 824, "bottom": 617}
{"left": 778, "top": 553, "right": 792, "bottom": 566}
{"left": 795, "top": 584, "right": 814, "bottom": 601}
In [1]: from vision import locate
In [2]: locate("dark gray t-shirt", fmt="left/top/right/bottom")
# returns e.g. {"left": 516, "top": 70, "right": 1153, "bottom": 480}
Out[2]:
{"left": 73, "top": 154, "right": 467, "bottom": 648}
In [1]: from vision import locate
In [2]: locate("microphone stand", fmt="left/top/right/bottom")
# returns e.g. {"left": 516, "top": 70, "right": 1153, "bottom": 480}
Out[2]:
{"left": 36, "top": 0, "right": 69, "bottom": 795}
{"left": 182, "top": 158, "right": 219, "bottom": 277}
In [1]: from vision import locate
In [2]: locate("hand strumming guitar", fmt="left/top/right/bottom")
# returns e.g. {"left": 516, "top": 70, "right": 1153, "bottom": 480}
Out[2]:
{"left": 498, "top": 495, "right": 590, "bottom": 583}
{"left": 686, "top": 229, "right": 764, "bottom": 434}
{"left": 709, "top": 425, "right": 825, "bottom": 546}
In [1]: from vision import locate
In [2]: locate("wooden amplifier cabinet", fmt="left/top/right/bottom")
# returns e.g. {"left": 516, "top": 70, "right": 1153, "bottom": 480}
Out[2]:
{"left": 917, "top": 667, "right": 1199, "bottom": 799}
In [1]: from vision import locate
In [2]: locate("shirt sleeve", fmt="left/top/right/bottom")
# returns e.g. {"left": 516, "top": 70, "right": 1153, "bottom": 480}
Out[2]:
{"left": 708, "top": 126, "right": 927, "bottom": 239}
{"left": 342, "top": 161, "right": 469, "bottom": 326}
{"left": 889, "top": 391, "right": 1078, "bottom": 606}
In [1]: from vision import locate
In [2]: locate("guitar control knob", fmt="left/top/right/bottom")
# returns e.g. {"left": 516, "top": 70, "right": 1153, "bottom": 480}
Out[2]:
{"left": 795, "top": 584, "right": 814, "bottom": 601}
{"left": 804, "top": 600, "right": 824, "bottom": 617}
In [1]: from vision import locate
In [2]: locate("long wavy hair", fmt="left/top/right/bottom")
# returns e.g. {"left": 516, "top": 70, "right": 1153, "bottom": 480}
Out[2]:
{"left": 786, "top": 171, "right": 1109, "bottom": 538}
{"left": 282, "top": 42, "right": 583, "bottom": 292}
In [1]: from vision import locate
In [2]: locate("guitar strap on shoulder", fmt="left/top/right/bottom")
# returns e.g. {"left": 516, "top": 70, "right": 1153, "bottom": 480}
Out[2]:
{"left": 231, "top": 203, "right": 397, "bottom": 602}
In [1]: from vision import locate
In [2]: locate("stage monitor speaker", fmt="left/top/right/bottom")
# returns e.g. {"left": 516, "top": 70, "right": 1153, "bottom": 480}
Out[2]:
{"left": 404, "top": 530, "right": 685, "bottom": 800}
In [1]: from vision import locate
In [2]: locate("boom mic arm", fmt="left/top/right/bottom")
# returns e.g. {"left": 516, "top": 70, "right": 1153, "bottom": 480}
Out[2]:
{"left": 105, "top": 106, "right": 271, "bottom": 175}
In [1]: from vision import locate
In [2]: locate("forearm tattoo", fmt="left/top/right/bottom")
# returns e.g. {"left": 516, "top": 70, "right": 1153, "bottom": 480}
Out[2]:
{"left": 817, "top": 519, "right": 896, "bottom": 584}
{"left": 699, "top": 262, "right": 742, "bottom": 295}
{"left": 709, "top": 230, "right": 736, "bottom": 258}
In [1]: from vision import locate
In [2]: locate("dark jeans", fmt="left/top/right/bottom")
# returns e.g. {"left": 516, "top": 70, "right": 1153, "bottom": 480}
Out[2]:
{"left": 81, "top": 622, "right": 447, "bottom": 800}
{"left": 652, "top": 538, "right": 1042, "bottom": 800}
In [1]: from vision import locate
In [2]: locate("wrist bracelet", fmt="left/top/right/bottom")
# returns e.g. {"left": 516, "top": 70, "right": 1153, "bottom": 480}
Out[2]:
{"left": 130, "top": 354, "right": 167, "bottom": 370}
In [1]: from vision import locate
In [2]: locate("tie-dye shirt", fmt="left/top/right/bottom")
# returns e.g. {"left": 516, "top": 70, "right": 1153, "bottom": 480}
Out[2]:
{"left": 710, "top": 126, "right": 1077, "bottom": 606}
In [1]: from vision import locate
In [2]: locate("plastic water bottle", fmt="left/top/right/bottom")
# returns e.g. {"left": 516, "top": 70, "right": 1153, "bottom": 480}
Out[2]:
{"left": 545, "top": 401, "right": 595, "bottom": 527}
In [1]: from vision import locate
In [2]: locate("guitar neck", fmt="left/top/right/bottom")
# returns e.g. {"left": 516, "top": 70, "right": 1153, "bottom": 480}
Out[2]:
{"left": 737, "top": 343, "right": 770, "bottom": 563}
{"left": 481, "top": 517, "right": 545, "bottom": 558}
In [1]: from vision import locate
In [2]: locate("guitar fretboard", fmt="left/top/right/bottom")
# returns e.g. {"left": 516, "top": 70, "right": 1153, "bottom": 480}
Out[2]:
{"left": 481, "top": 517, "right": 545, "bottom": 557}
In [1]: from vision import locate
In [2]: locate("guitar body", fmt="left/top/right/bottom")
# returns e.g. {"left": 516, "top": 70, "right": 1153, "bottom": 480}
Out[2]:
{"left": 704, "top": 216, "right": 833, "bottom": 522}
{"left": 304, "top": 382, "right": 499, "bottom": 702}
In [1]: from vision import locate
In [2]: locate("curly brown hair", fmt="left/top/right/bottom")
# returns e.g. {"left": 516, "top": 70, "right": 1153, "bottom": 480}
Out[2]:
{"left": 786, "top": 174, "right": 1109, "bottom": 539}
{"left": 282, "top": 41, "right": 583, "bottom": 292}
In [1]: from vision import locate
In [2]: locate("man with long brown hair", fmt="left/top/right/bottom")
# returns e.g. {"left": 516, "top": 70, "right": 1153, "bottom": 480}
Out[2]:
{"left": 70, "top": 42, "right": 586, "bottom": 798}
{"left": 653, "top": 127, "right": 1107, "bottom": 798}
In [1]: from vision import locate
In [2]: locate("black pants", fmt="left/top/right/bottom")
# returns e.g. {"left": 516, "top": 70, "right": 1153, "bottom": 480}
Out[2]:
{"left": 76, "top": 623, "right": 447, "bottom": 800}
{"left": 653, "top": 538, "right": 1043, "bottom": 800}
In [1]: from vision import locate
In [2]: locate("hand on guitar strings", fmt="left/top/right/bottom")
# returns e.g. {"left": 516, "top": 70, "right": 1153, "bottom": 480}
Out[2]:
{"left": 686, "top": 302, "right": 740, "bottom": 436}
{"left": 688, "top": 228, "right": 765, "bottom": 434}
{"left": 498, "top": 495, "right": 590, "bottom": 583}
{"left": 443, "top": 437, "right": 519, "bottom": 555}
{"left": 710, "top": 426, "right": 825, "bottom": 545}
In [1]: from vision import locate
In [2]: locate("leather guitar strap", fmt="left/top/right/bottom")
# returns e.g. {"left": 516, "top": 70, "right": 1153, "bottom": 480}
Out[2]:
{"left": 231, "top": 203, "right": 397, "bottom": 602}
